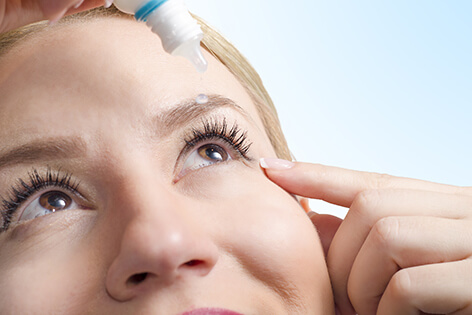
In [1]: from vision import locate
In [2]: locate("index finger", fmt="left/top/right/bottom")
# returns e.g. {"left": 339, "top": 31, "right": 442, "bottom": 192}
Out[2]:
{"left": 260, "top": 158, "right": 471, "bottom": 207}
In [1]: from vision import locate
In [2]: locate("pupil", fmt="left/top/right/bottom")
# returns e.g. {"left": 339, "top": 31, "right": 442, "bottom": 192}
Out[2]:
{"left": 48, "top": 195, "right": 66, "bottom": 208}
{"left": 205, "top": 147, "right": 223, "bottom": 160}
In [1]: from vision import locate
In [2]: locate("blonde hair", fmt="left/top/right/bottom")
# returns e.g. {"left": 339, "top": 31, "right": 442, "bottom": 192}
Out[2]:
{"left": 0, "top": 7, "right": 292, "bottom": 160}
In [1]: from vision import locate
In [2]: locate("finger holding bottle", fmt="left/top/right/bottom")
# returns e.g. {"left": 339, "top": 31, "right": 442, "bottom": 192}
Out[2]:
{"left": 1, "top": 0, "right": 107, "bottom": 33}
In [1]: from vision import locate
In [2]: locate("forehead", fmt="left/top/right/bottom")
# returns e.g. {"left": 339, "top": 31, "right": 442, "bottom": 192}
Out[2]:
{"left": 0, "top": 17, "right": 263, "bottom": 138}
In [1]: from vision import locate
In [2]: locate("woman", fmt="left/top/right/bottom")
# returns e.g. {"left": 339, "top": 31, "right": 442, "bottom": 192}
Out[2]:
{"left": 1, "top": 2, "right": 471, "bottom": 315}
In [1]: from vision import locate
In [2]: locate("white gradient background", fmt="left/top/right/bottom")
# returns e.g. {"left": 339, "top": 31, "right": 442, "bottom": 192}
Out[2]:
{"left": 186, "top": 1, "right": 472, "bottom": 218}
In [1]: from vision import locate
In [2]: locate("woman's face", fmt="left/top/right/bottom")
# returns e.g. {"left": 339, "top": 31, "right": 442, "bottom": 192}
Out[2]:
{"left": 0, "top": 17, "right": 332, "bottom": 314}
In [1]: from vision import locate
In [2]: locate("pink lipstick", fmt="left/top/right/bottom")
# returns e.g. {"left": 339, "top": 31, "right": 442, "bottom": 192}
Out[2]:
{"left": 181, "top": 308, "right": 243, "bottom": 315}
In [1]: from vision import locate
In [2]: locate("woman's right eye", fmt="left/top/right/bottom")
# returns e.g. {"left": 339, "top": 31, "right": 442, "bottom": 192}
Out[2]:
{"left": 18, "top": 190, "right": 79, "bottom": 222}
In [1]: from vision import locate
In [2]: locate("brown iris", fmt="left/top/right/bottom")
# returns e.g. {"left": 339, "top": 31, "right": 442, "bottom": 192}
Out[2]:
{"left": 197, "top": 144, "right": 228, "bottom": 162}
{"left": 39, "top": 191, "right": 72, "bottom": 212}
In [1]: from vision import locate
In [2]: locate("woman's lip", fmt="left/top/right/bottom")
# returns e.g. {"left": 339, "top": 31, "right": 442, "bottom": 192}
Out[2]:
{"left": 180, "top": 308, "right": 243, "bottom": 315}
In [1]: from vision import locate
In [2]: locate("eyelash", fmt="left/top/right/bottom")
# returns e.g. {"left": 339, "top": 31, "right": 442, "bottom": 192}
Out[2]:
{"left": 0, "top": 169, "right": 80, "bottom": 232}
{"left": 183, "top": 118, "right": 252, "bottom": 160}
{"left": 0, "top": 119, "right": 252, "bottom": 232}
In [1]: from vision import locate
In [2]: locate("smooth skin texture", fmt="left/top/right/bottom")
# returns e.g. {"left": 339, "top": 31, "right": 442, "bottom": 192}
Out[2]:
{"left": 0, "top": 18, "right": 333, "bottom": 314}
{"left": 261, "top": 159, "right": 472, "bottom": 315}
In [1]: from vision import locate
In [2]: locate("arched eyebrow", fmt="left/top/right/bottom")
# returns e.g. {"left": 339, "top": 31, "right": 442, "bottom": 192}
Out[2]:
{"left": 0, "top": 95, "right": 251, "bottom": 168}
{"left": 155, "top": 94, "right": 252, "bottom": 137}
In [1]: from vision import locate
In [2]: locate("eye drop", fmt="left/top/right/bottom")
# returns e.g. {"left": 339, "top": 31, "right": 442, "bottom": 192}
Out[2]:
{"left": 113, "top": 0, "right": 208, "bottom": 72}
{"left": 195, "top": 93, "right": 209, "bottom": 104}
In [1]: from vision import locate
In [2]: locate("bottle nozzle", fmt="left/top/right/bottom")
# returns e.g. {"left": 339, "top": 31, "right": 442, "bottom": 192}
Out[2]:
{"left": 172, "top": 36, "right": 208, "bottom": 73}
{"left": 114, "top": 0, "right": 208, "bottom": 73}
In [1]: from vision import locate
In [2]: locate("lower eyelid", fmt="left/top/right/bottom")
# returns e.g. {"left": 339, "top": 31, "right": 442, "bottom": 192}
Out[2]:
{"left": 7, "top": 209, "right": 94, "bottom": 240}
{"left": 173, "top": 160, "right": 232, "bottom": 184}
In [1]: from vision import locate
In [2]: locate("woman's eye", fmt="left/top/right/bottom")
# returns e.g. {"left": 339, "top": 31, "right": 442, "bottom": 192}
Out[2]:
{"left": 19, "top": 190, "right": 78, "bottom": 221}
{"left": 197, "top": 144, "right": 228, "bottom": 162}
{"left": 180, "top": 143, "right": 231, "bottom": 175}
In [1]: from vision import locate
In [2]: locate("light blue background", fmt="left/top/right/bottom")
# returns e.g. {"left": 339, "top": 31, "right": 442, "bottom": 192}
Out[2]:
{"left": 186, "top": 1, "right": 472, "bottom": 217}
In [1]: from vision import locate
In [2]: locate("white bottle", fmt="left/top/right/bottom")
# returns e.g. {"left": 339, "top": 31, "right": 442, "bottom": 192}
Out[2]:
{"left": 113, "top": 0, "right": 208, "bottom": 72}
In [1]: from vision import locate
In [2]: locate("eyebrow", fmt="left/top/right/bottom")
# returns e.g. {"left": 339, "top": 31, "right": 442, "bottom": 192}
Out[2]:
{"left": 0, "top": 137, "right": 88, "bottom": 169}
{"left": 0, "top": 95, "right": 250, "bottom": 168}
{"left": 155, "top": 94, "right": 252, "bottom": 137}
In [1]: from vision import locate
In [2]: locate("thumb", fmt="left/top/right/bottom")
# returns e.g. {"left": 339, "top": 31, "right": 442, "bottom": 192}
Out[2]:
{"left": 309, "top": 212, "right": 343, "bottom": 257}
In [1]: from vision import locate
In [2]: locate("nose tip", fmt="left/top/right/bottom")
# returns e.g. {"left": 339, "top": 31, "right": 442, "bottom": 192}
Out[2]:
{"left": 105, "top": 225, "right": 219, "bottom": 301}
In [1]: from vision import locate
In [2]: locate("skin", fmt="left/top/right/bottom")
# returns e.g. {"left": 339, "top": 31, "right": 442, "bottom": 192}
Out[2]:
{"left": 0, "top": 17, "right": 334, "bottom": 314}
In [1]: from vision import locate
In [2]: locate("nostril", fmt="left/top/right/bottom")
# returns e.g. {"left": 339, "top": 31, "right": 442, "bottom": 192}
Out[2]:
{"left": 185, "top": 259, "right": 203, "bottom": 267}
{"left": 124, "top": 261, "right": 204, "bottom": 287}
{"left": 127, "top": 272, "right": 148, "bottom": 286}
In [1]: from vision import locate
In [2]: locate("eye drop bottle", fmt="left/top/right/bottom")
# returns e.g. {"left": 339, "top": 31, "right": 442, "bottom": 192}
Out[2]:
{"left": 113, "top": 0, "right": 208, "bottom": 72}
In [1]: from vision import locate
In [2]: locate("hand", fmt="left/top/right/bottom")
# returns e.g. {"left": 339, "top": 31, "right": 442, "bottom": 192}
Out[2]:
{"left": 0, "top": 0, "right": 106, "bottom": 33}
{"left": 260, "top": 158, "right": 472, "bottom": 315}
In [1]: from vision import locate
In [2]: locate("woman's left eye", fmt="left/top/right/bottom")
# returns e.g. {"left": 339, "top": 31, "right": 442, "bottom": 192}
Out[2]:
{"left": 19, "top": 190, "right": 79, "bottom": 221}
{"left": 180, "top": 143, "right": 231, "bottom": 176}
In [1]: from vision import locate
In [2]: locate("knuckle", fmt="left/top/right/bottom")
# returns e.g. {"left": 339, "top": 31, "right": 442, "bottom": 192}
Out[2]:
{"left": 371, "top": 217, "right": 400, "bottom": 249}
{"left": 387, "top": 269, "right": 413, "bottom": 300}
{"left": 351, "top": 189, "right": 382, "bottom": 218}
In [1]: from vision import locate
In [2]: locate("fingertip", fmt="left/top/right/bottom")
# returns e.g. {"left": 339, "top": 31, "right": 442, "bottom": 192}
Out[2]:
{"left": 259, "top": 157, "right": 295, "bottom": 170}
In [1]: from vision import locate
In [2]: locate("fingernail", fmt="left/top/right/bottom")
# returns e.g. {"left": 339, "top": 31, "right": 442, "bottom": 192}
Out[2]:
{"left": 104, "top": 0, "right": 114, "bottom": 8}
{"left": 301, "top": 198, "right": 312, "bottom": 213}
{"left": 48, "top": 8, "right": 67, "bottom": 25}
{"left": 74, "top": 0, "right": 85, "bottom": 9}
{"left": 260, "top": 158, "right": 295, "bottom": 170}
{"left": 307, "top": 211, "right": 317, "bottom": 219}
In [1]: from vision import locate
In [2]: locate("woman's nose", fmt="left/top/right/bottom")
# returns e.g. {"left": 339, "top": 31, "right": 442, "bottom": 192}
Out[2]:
{"left": 105, "top": 191, "right": 219, "bottom": 301}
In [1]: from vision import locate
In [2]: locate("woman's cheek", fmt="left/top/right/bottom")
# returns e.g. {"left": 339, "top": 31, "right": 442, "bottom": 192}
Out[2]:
{"left": 0, "top": 212, "right": 99, "bottom": 314}
{"left": 196, "top": 165, "right": 331, "bottom": 308}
